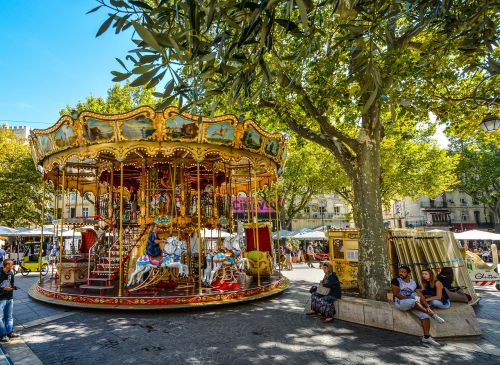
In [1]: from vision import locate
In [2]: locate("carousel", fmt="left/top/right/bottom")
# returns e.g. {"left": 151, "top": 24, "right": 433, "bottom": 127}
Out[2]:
{"left": 28, "top": 106, "right": 288, "bottom": 309}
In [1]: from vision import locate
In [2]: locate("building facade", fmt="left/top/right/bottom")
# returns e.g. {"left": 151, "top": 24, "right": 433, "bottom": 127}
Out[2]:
{"left": 2, "top": 124, "right": 31, "bottom": 142}
{"left": 383, "top": 191, "right": 495, "bottom": 232}
{"left": 291, "top": 193, "right": 352, "bottom": 231}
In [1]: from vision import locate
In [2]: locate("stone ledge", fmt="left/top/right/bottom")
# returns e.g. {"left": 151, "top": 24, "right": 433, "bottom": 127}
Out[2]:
{"left": 334, "top": 296, "right": 481, "bottom": 338}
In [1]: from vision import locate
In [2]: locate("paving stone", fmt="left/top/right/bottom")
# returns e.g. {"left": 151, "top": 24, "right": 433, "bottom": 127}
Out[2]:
{"left": 3, "top": 265, "right": 500, "bottom": 365}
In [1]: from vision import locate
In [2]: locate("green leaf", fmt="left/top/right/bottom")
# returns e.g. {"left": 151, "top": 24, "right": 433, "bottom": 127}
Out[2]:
{"left": 164, "top": 79, "right": 175, "bottom": 96}
{"left": 363, "top": 85, "right": 379, "bottom": 115}
{"left": 96, "top": 15, "right": 114, "bottom": 37}
{"left": 130, "top": 67, "right": 160, "bottom": 87}
{"left": 130, "top": 0, "right": 153, "bottom": 10}
{"left": 86, "top": 5, "right": 102, "bottom": 15}
{"left": 132, "top": 21, "right": 162, "bottom": 52}
{"left": 296, "top": 0, "right": 310, "bottom": 31}
{"left": 115, "top": 58, "right": 128, "bottom": 72}
{"left": 110, "top": 0, "right": 126, "bottom": 7}
{"left": 111, "top": 71, "right": 131, "bottom": 82}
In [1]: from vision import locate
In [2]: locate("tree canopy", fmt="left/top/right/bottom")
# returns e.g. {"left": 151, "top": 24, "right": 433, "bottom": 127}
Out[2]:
{"left": 93, "top": 0, "right": 499, "bottom": 300}
{"left": 451, "top": 137, "right": 500, "bottom": 231}
{"left": 0, "top": 129, "right": 46, "bottom": 227}
{"left": 60, "top": 82, "right": 157, "bottom": 115}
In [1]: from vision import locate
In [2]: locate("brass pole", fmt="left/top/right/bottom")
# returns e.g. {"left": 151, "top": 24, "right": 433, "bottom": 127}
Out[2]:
{"left": 38, "top": 182, "right": 45, "bottom": 284}
{"left": 197, "top": 163, "right": 203, "bottom": 294}
{"left": 252, "top": 171, "right": 261, "bottom": 286}
{"left": 247, "top": 162, "right": 252, "bottom": 224}
{"left": 109, "top": 167, "right": 114, "bottom": 221}
{"left": 52, "top": 174, "right": 58, "bottom": 278}
{"left": 57, "top": 168, "right": 65, "bottom": 292}
{"left": 118, "top": 161, "right": 124, "bottom": 297}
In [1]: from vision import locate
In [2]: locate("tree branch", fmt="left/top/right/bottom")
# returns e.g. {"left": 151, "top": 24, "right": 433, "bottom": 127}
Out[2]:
{"left": 277, "top": 71, "right": 359, "bottom": 150}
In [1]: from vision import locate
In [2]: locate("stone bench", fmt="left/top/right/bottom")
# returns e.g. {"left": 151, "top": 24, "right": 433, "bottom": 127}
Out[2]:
{"left": 332, "top": 296, "right": 481, "bottom": 338}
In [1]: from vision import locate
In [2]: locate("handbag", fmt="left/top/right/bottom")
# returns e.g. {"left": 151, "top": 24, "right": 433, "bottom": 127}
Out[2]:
{"left": 316, "top": 283, "right": 330, "bottom": 296}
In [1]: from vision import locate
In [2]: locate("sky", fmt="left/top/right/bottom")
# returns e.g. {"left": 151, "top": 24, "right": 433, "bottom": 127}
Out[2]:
{"left": 0, "top": 1, "right": 450, "bottom": 147}
{"left": 0, "top": 0, "right": 133, "bottom": 130}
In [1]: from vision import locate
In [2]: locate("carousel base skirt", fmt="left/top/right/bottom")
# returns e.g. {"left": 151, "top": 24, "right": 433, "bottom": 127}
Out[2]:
{"left": 28, "top": 274, "right": 289, "bottom": 310}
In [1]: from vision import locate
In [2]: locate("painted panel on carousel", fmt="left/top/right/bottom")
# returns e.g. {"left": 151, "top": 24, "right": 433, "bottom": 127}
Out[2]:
{"left": 165, "top": 116, "right": 198, "bottom": 139}
{"left": 265, "top": 139, "right": 280, "bottom": 157}
{"left": 205, "top": 121, "right": 235, "bottom": 145}
{"left": 242, "top": 127, "right": 262, "bottom": 150}
{"left": 37, "top": 135, "right": 53, "bottom": 156}
{"left": 121, "top": 116, "right": 155, "bottom": 139}
{"left": 53, "top": 124, "right": 77, "bottom": 149}
{"left": 84, "top": 119, "right": 115, "bottom": 142}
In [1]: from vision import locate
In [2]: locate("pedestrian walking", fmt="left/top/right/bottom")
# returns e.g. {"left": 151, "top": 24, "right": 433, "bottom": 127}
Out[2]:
{"left": 306, "top": 242, "right": 315, "bottom": 268}
{"left": 0, "top": 259, "right": 19, "bottom": 342}
{"left": 0, "top": 247, "right": 6, "bottom": 263}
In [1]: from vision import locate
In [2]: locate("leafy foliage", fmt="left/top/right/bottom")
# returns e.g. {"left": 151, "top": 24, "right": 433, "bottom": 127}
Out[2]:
{"left": 60, "top": 82, "right": 157, "bottom": 115}
{"left": 0, "top": 129, "right": 48, "bottom": 227}
{"left": 451, "top": 137, "right": 500, "bottom": 229}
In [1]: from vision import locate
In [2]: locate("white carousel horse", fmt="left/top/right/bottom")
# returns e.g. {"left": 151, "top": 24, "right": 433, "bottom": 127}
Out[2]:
{"left": 203, "top": 223, "right": 248, "bottom": 285}
{"left": 126, "top": 236, "right": 188, "bottom": 287}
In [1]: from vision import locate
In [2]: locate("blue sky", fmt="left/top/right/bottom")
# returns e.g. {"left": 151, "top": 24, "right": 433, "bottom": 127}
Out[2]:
{"left": 0, "top": 1, "right": 133, "bottom": 130}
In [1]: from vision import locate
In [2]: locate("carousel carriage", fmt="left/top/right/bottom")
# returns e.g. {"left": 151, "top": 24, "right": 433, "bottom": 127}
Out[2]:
{"left": 28, "top": 106, "right": 288, "bottom": 309}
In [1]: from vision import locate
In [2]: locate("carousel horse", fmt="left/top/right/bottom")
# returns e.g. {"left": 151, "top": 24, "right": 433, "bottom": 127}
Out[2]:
{"left": 126, "top": 236, "right": 188, "bottom": 287}
{"left": 203, "top": 224, "right": 248, "bottom": 286}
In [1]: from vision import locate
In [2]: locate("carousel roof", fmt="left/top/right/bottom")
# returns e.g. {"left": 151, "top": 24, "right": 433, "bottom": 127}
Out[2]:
{"left": 29, "top": 106, "right": 287, "bottom": 194}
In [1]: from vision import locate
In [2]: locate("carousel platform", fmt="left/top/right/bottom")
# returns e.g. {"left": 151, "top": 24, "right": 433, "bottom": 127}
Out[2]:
{"left": 28, "top": 273, "right": 288, "bottom": 310}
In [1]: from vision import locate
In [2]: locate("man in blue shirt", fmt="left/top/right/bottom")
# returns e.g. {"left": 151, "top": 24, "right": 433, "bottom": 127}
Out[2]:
{"left": 0, "top": 259, "right": 19, "bottom": 342}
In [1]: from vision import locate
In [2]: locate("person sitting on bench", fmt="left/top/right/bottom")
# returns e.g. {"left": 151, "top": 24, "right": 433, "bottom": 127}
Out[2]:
{"left": 421, "top": 269, "right": 451, "bottom": 309}
{"left": 307, "top": 262, "right": 341, "bottom": 323}
{"left": 391, "top": 265, "right": 445, "bottom": 346}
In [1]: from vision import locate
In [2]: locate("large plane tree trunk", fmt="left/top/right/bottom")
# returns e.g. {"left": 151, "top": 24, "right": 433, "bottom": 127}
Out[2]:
{"left": 351, "top": 110, "right": 390, "bottom": 301}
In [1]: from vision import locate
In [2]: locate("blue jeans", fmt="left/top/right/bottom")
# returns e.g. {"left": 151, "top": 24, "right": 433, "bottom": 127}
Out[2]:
{"left": 429, "top": 299, "right": 451, "bottom": 309}
{"left": 0, "top": 299, "right": 13, "bottom": 336}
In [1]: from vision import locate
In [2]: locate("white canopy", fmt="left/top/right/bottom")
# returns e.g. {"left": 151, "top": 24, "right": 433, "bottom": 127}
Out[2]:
{"left": 454, "top": 229, "right": 500, "bottom": 241}
{"left": 10, "top": 228, "right": 54, "bottom": 237}
{"left": 0, "top": 226, "right": 18, "bottom": 236}
{"left": 272, "top": 229, "right": 294, "bottom": 239}
{"left": 291, "top": 230, "right": 326, "bottom": 241}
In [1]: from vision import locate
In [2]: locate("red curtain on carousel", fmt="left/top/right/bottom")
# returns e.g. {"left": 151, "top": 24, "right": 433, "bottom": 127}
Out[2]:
{"left": 80, "top": 230, "right": 97, "bottom": 255}
{"left": 245, "top": 225, "right": 272, "bottom": 254}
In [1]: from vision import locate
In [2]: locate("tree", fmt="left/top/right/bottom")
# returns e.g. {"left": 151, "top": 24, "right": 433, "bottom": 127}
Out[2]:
{"left": 452, "top": 138, "right": 500, "bottom": 232}
{"left": 273, "top": 137, "right": 346, "bottom": 229}
{"left": 0, "top": 129, "right": 47, "bottom": 227}
{"left": 60, "top": 82, "right": 157, "bottom": 115}
{"left": 93, "top": 1, "right": 498, "bottom": 300}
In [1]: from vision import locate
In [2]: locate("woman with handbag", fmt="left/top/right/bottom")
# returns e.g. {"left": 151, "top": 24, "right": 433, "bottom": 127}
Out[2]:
{"left": 307, "top": 262, "right": 342, "bottom": 323}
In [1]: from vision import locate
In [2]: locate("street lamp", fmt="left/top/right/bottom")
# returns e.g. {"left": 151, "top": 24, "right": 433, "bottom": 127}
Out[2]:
{"left": 479, "top": 113, "right": 500, "bottom": 132}
{"left": 318, "top": 200, "right": 327, "bottom": 231}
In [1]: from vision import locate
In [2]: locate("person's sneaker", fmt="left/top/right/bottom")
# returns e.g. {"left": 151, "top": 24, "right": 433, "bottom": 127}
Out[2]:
{"left": 0, "top": 336, "right": 9, "bottom": 343}
{"left": 431, "top": 313, "right": 445, "bottom": 324}
{"left": 421, "top": 336, "right": 441, "bottom": 346}
{"left": 8, "top": 332, "right": 20, "bottom": 338}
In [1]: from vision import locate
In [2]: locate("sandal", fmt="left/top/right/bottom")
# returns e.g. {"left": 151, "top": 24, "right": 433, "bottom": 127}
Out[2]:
{"left": 323, "top": 317, "right": 334, "bottom": 323}
{"left": 306, "top": 310, "right": 316, "bottom": 315}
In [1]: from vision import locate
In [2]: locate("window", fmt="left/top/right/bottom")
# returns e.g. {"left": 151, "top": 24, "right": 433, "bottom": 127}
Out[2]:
{"left": 346, "top": 250, "right": 358, "bottom": 261}
{"left": 319, "top": 206, "right": 326, "bottom": 214}
{"left": 70, "top": 208, "right": 76, "bottom": 218}
{"left": 82, "top": 208, "right": 89, "bottom": 217}
{"left": 333, "top": 206, "right": 340, "bottom": 215}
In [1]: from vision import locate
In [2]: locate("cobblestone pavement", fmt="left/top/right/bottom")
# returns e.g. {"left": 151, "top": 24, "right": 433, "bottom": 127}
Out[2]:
{"left": 3, "top": 265, "right": 500, "bottom": 365}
